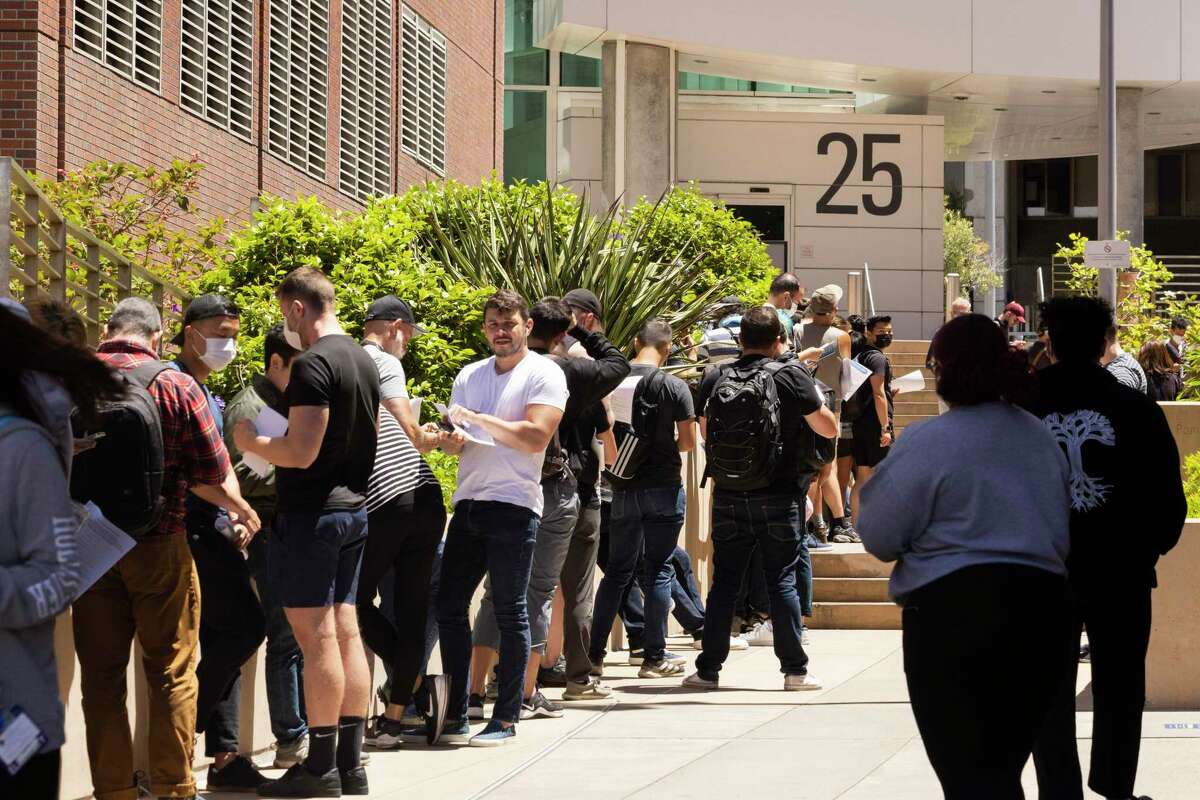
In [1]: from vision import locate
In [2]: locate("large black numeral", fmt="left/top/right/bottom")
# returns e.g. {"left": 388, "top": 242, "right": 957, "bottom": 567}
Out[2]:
{"left": 815, "top": 132, "right": 858, "bottom": 215}
{"left": 815, "top": 132, "right": 904, "bottom": 217}
{"left": 862, "top": 133, "right": 903, "bottom": 216}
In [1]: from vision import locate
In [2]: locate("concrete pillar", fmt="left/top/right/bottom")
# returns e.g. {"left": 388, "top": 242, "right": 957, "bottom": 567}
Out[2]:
{"left": 1116, "top": 87, "right": 1145, "bottom": 246}
{"left": 601, "top": 41, "right": 673, "bottom": 206}
{"left": 963, "top": 160, "right": 1007, "bottom": 316}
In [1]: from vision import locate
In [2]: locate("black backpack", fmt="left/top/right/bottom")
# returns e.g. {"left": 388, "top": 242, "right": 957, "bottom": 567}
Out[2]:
{"left": 70, "top": 361, "right": 170, "bottom": 537}
{"left": 797, "top": 373, "right": 836, "bottom": 471}
{"left": 606, "top": 369, "right": 668, "bottom": 482}
{"left": 704, "top": 361, "right": 784, "bottom": 491}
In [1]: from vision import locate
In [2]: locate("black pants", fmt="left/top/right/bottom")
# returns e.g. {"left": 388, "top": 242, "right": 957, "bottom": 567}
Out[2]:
{"left": 1033, "top": 581, "right": 1153, "bottom": 800}
{"left": 903, "top": 564, "right": 1071, "bottom": 800}
{"left": 0, "top": 749, "right": 60, "bottom": 800}
{"left": 357, "top": 484, "right": 446, "bottom": 707}
{"left": 190, "top": 523, "right": 267, "bottom": 755}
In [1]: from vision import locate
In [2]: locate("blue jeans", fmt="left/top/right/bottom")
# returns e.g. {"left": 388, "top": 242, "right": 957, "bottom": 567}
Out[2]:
{"left": 670, "top": 547, "right": 707, "bottom": 634}
{"left": 437, "top": 500, "right": 538, "bottom": 724}
{"left": 590, "top": 485, "right": 686, "bottom": 664}
{"left": 246, "top": 530, "right": 307, "bottom": 745}
{"left": 597, "top": 499, "right": 644, "bottom": 650}
{"left": 697, "top": 491, "right": 809, "bottom": 678}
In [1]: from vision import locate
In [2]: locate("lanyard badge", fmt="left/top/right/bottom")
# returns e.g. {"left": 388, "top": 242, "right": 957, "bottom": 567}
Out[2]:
{"left": 0, "top": 706, "right": 46, "bottom": 775}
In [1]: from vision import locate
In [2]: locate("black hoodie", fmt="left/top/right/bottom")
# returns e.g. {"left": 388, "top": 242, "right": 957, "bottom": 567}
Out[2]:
{"left": 1030, "top": 361, "right": 1186, "bottom": 589}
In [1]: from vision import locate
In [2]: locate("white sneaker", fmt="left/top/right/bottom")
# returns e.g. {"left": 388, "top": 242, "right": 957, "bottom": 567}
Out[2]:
{"left": 744, "top": 621, "right": 774, "bottom": 647}
{"left": 784, "top": 673, "right": 823, "bottom": 691}
{"left": 691, "top": 636, "right": 749, "bottom": 651}
{"left": 682, "top": 671, "right": 719, "bottom": 690}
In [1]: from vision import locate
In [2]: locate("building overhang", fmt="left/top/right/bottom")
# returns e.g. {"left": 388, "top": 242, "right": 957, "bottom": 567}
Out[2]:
{"left": 535, "top": 0, "right": 1200, "bottom": 161}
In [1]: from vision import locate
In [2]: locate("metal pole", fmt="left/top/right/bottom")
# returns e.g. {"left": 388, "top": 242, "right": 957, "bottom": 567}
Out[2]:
{"left": 945, "top": 273, "right": 961, "bottom": 321}
{"left": 846, "top": 271, "right": 863, "bottom": 318}
{"left": 1098, "top": 0, "right": 1118, "bottom": 307}
{"left": 986, "top": 159, "right": 998, "bottom": 316}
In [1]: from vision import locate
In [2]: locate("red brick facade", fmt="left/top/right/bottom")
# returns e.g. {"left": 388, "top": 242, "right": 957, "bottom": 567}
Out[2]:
{"left": 3, "top": 0, "right": 503, "bottom": 225}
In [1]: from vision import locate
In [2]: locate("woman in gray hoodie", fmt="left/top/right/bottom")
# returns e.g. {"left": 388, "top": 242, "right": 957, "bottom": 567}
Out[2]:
{"left": 858, "top": 314, "right": 1075, "bottom": 800}
{"left": 0, "top": 300, "right": 122, "bottom": 799}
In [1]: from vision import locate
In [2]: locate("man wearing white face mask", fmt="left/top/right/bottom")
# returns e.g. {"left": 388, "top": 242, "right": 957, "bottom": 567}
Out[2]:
{"left": 170, "top": 294, "right": 272, "bottom": 792}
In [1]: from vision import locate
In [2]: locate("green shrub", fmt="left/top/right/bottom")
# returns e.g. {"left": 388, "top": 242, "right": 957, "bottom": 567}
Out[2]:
{"left": 425, "top": 450, "right": 458, "bottom": 511}
{"left": 943, "top": 198, "right": 1002, "bottom": 294}
{"left": 1185, "top": 451, "right": 1200, "bottom": 519}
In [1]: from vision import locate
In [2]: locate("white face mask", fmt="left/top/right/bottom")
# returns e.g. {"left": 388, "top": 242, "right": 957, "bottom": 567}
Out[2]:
{"left": 198, "top": 336, "right": 237, "bottom": 371}
{"left": 283, "top": 315, "right": 304, "bottom": 350}
{"left": 1173, "top": 334, "right": 1185, "bottom": 347}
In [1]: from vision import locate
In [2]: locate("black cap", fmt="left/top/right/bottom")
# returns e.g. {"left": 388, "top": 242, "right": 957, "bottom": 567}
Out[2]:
{"left": 563, "top": 288, "right": 602, "bottom": 318}
{"left": 365, "top": 295, "right": 426, "bottom": 335}
{"left": 171, "top": 293, "right": 240, "bottom": 345}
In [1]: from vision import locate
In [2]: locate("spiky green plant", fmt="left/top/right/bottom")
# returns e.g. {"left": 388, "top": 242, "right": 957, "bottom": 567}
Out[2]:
{"left": 420, "top": 186, "right": 731, "bottom": 351}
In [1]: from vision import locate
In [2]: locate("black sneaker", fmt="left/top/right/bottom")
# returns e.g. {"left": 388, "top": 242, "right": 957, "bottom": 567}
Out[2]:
{"left": 828, "top": 522, "right": 861, "bottom": 544}
{"left": 537, "top": 656, "right": 568, "bottom": 688}
{"left": 520, "top": 691, "right": 565, "bottom": 719}
{"left": 467, "top": 693, "right": 486, "bottom": 720}
{"left": 207, "top": 755, "right": 267, "bottom": 792}
{"left": 339, "top": 766, "right": 369, "bottom": 796}
{"left": 366, "top": 716, "right": 405, "bottom": 750}
{"left": 256, "top": 763, "right": 340, "bottom": 798}
{"left": 1079, "top": 644, "right": 1091, "bottom": 663}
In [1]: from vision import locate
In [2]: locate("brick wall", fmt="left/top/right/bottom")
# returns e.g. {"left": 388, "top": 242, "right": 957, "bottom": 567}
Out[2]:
{"left": 10, "top": 0, "right": 502, "bottom": 230}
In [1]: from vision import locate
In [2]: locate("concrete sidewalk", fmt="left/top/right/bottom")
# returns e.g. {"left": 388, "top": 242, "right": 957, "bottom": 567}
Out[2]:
{"left": 200, "top": 630, "right": 1200, "bottom": 799}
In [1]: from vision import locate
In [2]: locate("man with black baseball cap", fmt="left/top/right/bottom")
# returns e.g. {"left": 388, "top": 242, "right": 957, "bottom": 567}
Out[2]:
{"left": 356, "top": 294, "right": 450, "bottom": 748}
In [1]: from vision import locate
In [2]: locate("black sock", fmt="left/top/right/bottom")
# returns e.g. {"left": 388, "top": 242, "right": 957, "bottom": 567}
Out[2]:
{"left": 833, "top": 516, "right": 847, "bottom": 527}
{"left": 305, "top": 725, "right": 338, "bottom": 775}
{"left": 336, "top": 717, "right": 365, "bottom": 773}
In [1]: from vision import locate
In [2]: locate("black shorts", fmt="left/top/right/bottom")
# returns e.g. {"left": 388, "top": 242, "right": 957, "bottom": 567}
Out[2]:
{"left": 851, "top": 424, "right": 891, "bottom": 469}
{"left": 271, "top": 508, "right": 368, "bottom": 608}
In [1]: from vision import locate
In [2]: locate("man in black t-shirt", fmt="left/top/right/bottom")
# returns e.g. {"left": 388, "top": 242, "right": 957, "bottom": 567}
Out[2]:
{"left": 234, "top": 267, "right": 381, "bottom": 798}
{"left": 588, "top": 318, "right": 696, "bottom": 679}
{"left": 850, "top": 315, "right": 894, "bottom": 520}
{"left": 686, "top": 307, "right": 838, "bottom": 691}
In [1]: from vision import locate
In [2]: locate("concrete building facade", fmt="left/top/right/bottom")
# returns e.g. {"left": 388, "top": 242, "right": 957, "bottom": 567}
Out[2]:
{"left": 3, "top": 0, "right": 505, "bottom": 225}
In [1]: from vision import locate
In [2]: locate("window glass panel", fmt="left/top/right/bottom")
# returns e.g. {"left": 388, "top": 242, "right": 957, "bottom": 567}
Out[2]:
{"left": 504, "top": 89, "right": 546, "bottom": 184}
{"left": 504, "top": 0, "right": 546, "bottom": 85}
{"left": 560, "top": 52, "right": 600, "bottom": 87}
{"left": 1157, "top": 152, "right": 1183, "bottom": 217}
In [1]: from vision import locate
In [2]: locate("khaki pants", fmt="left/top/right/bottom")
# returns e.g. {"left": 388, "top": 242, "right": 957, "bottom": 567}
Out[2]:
{"left": 73, "top": 534, "right": 200, "bottom": 800}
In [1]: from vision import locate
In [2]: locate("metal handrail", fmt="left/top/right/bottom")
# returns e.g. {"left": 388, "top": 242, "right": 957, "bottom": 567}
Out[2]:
{"left": 1, "top": 157, "right": 190, "bottom": 345}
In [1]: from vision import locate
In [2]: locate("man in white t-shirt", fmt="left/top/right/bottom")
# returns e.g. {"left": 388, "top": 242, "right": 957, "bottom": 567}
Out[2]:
{"left": 419, "top": 290, "right": 568, "bottom": 748}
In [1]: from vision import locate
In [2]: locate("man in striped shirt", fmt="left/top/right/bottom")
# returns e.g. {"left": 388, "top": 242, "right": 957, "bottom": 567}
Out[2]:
{"left": 355, "top": 295, "right": 448, "bottom": 749}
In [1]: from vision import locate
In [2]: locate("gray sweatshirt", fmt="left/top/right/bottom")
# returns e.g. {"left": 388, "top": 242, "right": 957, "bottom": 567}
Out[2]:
{"left": 0, "top": 414, "right": 81, "bottom": 753}
{"left": 858, "top": 401, "right": 1071, "bottom": 603}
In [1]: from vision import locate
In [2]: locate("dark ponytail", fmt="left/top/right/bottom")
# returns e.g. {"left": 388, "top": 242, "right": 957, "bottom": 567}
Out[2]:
{"left": 0, "top": 304, "right": 124, "bottom": 426}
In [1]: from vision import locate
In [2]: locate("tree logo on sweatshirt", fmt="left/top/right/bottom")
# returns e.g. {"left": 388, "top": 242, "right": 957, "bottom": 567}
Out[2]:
{"left": 1043, "top": 410, "right": 1116, "bottom": 512}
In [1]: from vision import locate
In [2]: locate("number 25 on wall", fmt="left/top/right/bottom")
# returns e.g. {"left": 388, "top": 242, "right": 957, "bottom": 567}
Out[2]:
{"left": 816, "top": 132, "right": 903, "bottom": 216}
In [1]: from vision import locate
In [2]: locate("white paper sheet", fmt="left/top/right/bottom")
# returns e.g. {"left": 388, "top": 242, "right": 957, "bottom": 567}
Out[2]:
{"left": 409, "top": 397, "right": 422, "bottom": 421}
{"left": 609, "top": 374, "right": 644, "bottom": 425}
{"left": 243, "top": 405, "right": 289, "bottom": 478}
{"left": 74, "top": 502, "right": 136, "bottom": 595}
{"left": 434, "top": 403, "right": 495, "bottom": 446}
{"left": 893, "top": 370, "right": 926, "bottom": 395}
{"left": 841, "top": 358, "right": 872, "bottom": 401}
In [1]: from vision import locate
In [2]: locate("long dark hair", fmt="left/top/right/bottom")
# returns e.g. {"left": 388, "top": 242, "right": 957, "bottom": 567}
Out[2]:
{"left": 930, "top": 314, "right": 1033, "bottom": 407}
{"left": 0, "top": 304, "right": 124, "bottom": 426}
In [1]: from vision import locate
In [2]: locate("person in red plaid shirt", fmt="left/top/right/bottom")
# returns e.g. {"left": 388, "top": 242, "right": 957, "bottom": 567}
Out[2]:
{"left": 72, "top": 297, "right": 260, "bottom": 800}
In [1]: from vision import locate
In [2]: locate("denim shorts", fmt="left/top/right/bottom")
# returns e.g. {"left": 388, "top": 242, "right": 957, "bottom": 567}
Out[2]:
{"left": 270, "top": 508, "right": 368, "bottom": 608}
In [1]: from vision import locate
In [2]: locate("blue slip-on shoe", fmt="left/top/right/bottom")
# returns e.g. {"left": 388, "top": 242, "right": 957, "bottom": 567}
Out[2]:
{"left": 469, "top": 719, "right": 517, "bottom": 747}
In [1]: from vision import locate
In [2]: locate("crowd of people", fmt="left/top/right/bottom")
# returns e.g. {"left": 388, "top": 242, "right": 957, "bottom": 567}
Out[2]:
{"left": 0, "top": 266, "right": 1187, "bottom": 800}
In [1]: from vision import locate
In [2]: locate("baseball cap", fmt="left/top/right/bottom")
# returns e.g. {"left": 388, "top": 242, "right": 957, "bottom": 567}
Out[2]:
{"left": 171, "top": 294, "right": 240, "bottom": 345}
{"left": 1004, "top": 301, "right": 1026, "bottom": 324}
{"left": 563, "top": 288, "right": 602, "bottom": 319}
{"left": 808, "top": 284, "right": 844, "bottom": 315}
{"left": 365, "top": 295, "right": 426, "bottom": 336}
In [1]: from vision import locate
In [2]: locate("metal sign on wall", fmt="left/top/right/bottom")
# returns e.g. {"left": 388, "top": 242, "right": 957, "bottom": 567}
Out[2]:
{"left": 677, "top": 111, "right": 946, "bottom": 338}
{"left": 1084, "top": 239, "right": 1131, "bottom": 270}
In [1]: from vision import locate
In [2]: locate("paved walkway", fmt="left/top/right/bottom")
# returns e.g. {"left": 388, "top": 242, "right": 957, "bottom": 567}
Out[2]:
{"left": 201, "top": 630, "right": 1199, "bottom": 799}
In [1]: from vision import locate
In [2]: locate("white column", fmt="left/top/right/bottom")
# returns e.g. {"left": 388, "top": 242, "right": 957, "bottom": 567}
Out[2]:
{"left": 601, "top": 41, "right": 673, "bottom": 206}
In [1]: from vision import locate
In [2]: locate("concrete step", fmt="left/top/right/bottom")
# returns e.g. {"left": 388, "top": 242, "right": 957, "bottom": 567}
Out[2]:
{"left": 893, "top": 413, "right": 933, "bottom": 428}
{"left": 811, "top": 547, "right": 893, "bottom": 578}
{"left": 894, "top": 389, "right": 938, "bottom": 403}
{"left": 812, "top": 576, "right": 892, "bottom": 603}
{"left": 893, "top": 401, "right": 940, "bottom": 416}
{"left": 885, "top": 339, "right": 930, "bottom": 355}
{"left": 808, "top": 601, "right": 902, "bottom": 630}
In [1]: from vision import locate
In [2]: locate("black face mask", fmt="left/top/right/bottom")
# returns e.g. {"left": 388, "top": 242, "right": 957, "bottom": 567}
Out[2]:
{"left": 874, "top": 333, "right": 893, "bottom": 349}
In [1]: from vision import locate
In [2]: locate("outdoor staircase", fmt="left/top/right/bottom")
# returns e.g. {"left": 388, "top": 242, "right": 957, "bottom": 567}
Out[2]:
{"left": 809, "top": 545, "right": 900, "bottom": 629}
{"left": 885, "top": 339, "right": 937, "bottom": 436}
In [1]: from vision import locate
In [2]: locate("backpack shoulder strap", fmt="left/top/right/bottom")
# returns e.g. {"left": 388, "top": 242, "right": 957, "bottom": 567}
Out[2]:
{"left": 126, "top": 360, "right": 173, "bottom": 390}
